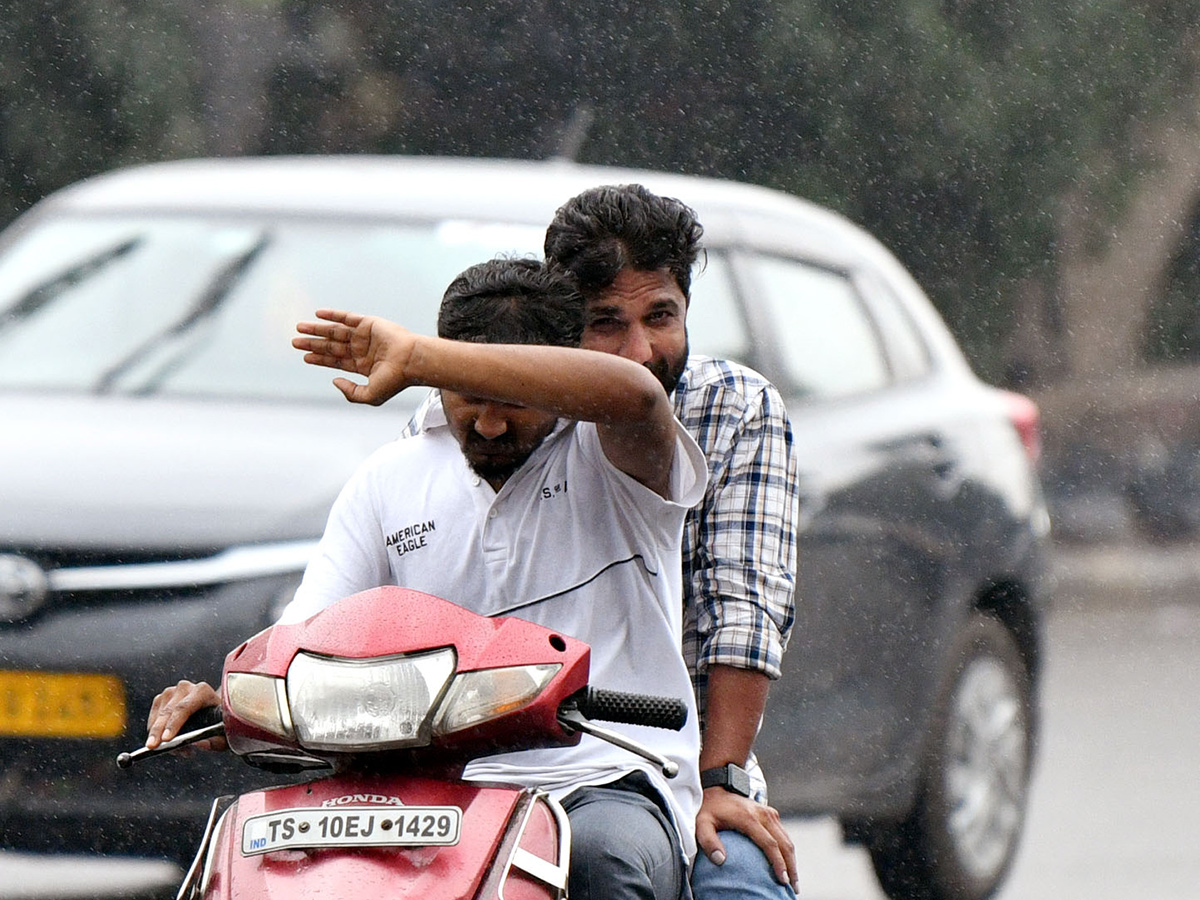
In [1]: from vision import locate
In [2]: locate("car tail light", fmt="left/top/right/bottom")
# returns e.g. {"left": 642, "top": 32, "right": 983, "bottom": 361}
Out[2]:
{"left": 1000, "top": 390, "right": 1042, "bottom": 464}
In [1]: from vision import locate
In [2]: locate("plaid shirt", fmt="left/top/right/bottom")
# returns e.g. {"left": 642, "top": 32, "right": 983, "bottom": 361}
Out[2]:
{"left": 675, "top": 356, "right": 797, "bottom": 719}
{"left": 674, "top": 357, "right": 797, "bottom": 801}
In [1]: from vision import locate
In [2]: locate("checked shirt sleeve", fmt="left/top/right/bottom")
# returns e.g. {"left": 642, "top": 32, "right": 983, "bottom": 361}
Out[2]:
{"left": 398, "top": 391, "right": 437, "bottom": 438}
{"left": 677, "top": 362, "right": 798, "bottom": 727}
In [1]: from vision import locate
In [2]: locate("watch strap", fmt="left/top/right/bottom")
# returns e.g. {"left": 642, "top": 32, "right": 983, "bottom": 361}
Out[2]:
{"left": 700, "top": 763, "right": 752, "bottom": 797}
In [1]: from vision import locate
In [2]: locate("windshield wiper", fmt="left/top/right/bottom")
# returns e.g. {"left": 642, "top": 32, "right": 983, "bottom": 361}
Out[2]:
{"left": 0, "top": 238, "right": 142, "bottom": 334}
{"left": 93, "top": 233, "right": 272, "bottom": 394}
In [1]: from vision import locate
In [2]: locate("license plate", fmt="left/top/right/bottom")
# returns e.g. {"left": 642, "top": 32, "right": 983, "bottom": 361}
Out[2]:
{"left": 0, "top": 670, "right": 126, "bottom": 738}
{"left": 241, "top": 806, "right": 463, "bottom": 855}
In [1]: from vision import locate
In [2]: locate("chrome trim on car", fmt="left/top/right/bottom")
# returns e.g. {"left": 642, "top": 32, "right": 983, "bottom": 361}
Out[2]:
{"left": 46, "top": 541, "right": 318, "bottom": 592}
{"left": 274, "top": 676, "right": 296, "bottom": 736}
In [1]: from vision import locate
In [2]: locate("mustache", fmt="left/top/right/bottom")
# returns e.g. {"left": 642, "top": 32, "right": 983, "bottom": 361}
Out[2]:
{"left": 463, "top": 431, "right": 520, "bottom": 453}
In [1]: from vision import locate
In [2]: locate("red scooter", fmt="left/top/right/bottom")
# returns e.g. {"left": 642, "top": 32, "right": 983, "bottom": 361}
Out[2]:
{"left": 117, "top": 586, "right": 686, "bottom": 900}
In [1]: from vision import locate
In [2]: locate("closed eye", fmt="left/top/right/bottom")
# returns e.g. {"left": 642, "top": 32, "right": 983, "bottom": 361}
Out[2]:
{"left": 586, "top": 316, "right": 624, "bottom": 332}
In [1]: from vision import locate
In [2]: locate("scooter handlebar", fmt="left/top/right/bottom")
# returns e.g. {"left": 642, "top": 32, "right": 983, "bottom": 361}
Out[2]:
{"left": 571, "top": 688, "right": 688, "bottom": 731}
{"left": 115, "top": 705, "right": 225, "bottom": 769}
{"left": 180, "top": 705, "right": 224, "bottom": 732}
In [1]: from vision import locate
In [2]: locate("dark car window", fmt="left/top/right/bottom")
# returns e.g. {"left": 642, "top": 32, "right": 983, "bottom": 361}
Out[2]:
{"left": 745, "top": 253, "right": 889, "bottom": 400}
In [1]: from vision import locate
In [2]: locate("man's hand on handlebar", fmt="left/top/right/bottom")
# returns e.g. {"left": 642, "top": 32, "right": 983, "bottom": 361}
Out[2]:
{"left": 145, "top": 679, "right": 227, "bottom": 753}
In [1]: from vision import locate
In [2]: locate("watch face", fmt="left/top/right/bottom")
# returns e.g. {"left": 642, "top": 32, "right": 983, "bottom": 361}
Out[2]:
{"left": 728, "top": 764, "right": 752, "bottom": 797}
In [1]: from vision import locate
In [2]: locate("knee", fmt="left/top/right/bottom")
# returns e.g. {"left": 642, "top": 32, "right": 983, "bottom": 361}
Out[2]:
{"left": 692, "top": 831, "right": 796, "bottom": 900}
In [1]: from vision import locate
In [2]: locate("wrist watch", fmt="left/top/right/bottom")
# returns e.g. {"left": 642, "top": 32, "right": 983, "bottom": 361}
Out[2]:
{"left": 700, "top": 762, "right": 752, "bottom": 797}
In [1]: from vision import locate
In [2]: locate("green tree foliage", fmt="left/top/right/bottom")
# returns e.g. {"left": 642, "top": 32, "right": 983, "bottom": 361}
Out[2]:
{"left": 6, "top": 0, "right": 1200, "bottom": 379}
{"left": 258, "top": 0, "right": 1200, "bottom": 377}
{"left": 1145, "top": 192, "right": 1200, "bottom": 361}
{"left": 0, "top": 0, "right": 203, "bottom": 223}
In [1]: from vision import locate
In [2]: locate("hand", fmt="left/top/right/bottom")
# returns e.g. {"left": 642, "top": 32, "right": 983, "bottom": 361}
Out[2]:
{"left": 292, "top": 309, "right": 417, "bottom": 405}
{"left": 695, "top": 788, "right": 798, "bottom": 890}
{"left": 144, "top": 680, "right": 226, "bottom": 752}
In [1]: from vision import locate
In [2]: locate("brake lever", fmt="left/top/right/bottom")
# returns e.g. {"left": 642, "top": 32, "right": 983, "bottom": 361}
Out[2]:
{"left": 557, "top": 708, "right": 679, "bottom": 778}
{"left": 115, "top": 722, "right": 226, "bottom": 769}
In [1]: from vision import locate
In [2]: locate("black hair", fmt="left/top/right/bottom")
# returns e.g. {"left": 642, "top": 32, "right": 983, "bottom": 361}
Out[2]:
{"left": 543, "top": 183, "right": 704, "bottom": 298}
{"left": 437, "top": 257, "right": 584, "bottom": 347}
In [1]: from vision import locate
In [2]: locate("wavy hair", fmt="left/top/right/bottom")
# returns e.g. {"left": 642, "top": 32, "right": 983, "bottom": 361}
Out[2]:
{"left": 544, "top": 183, "right": 704, "bottom": 298}
{"left": 438, "top": 257, "right": 584, "bottom": 347}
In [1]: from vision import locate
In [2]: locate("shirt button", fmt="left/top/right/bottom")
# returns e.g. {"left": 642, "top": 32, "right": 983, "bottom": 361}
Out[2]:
{"left": 488, "top": 509, "right": 498, "bottom": 519}
{"left": 472, "top": 477, "right": 481, "bottom": 487}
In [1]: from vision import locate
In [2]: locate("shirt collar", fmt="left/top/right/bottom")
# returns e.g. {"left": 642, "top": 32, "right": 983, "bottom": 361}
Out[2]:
{"left": 416, "top": 389, "right": 449, "bottom": 431}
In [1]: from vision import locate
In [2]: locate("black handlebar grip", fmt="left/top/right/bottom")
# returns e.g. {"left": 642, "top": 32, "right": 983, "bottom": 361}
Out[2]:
{"left": 180, "top": 705, "right": 223, "bottom": 733}
{"left": 576, "top": 688, "right": 688, "bottom": 731}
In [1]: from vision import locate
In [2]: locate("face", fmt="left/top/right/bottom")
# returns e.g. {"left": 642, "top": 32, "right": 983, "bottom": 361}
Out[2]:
{"left": 441, "top": 391, "right": 558, "bottom": 488}
{"left": 581, "top": 267, "right": 689, "bottom": 394}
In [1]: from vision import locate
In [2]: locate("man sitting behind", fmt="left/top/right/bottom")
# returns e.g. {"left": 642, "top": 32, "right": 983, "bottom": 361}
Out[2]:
{"left": 145, "top": 258, "right": 707, "bottom": 900}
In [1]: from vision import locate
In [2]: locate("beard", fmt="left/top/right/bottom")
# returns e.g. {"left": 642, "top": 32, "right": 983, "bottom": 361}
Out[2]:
{"left": 462, "top": 433, "right": 530, "bottom": 483}
{"left": 459, "top": 416, "right": 557, "bottom": 486}
{"left": 647, "top": 336, "right": 689, "bottom": 395}
{"left": 467, "top": 455, "right": 523, "bottom": 483}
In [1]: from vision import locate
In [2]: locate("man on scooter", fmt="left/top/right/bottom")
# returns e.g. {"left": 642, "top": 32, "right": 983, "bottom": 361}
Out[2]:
{"left": 399, "top": 185, "right": 801, "bottom": 897}
{"left": 544, "top": 185, "right": 799, "bottom": 900}
{"left": 147, "top": 258, "right": 707, "bottom": 900}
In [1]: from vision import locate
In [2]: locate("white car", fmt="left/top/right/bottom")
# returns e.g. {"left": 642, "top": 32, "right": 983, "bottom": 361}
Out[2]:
{"left": 0, "top": 156, "right": 1049, "bottom": 900}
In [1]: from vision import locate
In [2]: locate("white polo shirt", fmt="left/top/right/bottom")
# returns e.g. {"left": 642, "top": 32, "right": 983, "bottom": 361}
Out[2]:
{"left": 282, "top": 404, "right": 708, "bottom": 856}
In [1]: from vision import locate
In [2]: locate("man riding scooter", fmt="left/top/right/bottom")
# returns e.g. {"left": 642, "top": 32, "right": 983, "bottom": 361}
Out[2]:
{"left": 404, "top": 184, "right": 800, "bottom": 897}
{"left": 147, "top": 258, "right": 708, "bottom": 900}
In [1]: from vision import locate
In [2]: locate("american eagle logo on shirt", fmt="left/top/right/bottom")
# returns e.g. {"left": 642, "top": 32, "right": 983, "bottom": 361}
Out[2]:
{"left": 386, "top": 520, "right": 436, "bottom": 558}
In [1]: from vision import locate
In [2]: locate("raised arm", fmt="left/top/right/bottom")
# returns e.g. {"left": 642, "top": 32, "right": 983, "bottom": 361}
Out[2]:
{"left": 294, "top": 309, "right": 678, "bottom": 495}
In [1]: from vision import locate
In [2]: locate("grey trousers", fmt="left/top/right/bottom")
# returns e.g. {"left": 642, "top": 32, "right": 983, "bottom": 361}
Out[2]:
{"left": 561, "top": 773, "right": 688, "bottom": 900}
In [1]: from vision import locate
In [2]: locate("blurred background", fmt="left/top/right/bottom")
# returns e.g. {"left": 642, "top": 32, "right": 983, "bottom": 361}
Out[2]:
{"left": 3, "top": 2, "right": 1200, "bottom": 898}
{"left": 7, "top": 0, "right": 1200, "bottom": 538}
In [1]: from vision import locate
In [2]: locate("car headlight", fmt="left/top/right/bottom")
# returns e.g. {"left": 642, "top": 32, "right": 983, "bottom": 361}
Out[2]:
{"left": 433, "top": 664, "right": 561, "bottom": 736}
{"left": 286, "top": 649, "right": 457, "bottom": 751}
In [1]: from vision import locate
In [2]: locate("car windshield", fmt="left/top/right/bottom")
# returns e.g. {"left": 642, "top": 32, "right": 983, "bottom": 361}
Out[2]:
{"left": 0, "top": 213, "right": 546, "bottom": 401}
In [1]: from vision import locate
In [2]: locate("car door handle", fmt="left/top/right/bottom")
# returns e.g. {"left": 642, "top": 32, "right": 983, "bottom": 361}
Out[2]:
{"left": 873, "top": 433, "right": 957, "bottom": 478}
{"left": 931, "top": 456, "right": 957, "bottom": 479}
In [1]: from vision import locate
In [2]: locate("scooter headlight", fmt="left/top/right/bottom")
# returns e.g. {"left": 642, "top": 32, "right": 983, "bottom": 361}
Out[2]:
{"left": 432, "top": 664, "right": 561, "bottom": 735}
{"left": 286, "top": 649, "right": 457, "bottom": 751}
{"left": 226, "top": 672, "right": 293, "bottom": 738}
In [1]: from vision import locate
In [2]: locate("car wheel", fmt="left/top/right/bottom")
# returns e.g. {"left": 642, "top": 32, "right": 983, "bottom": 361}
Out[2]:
{"left": 860, "top": 612, "right": 1033, "bottom": 900}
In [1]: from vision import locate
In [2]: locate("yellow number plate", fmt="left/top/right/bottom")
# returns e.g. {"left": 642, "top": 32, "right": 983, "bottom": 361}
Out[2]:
{"left": 0, "top": 670, "right": 127, "bottom": 738}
